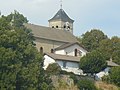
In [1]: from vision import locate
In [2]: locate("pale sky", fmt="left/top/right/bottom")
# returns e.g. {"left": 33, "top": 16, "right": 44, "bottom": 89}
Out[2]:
{"left": 0, "top": 0, "right": 120, "bottom": 37}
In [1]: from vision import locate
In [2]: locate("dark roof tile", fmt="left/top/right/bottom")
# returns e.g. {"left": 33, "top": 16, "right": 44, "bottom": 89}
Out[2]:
{"left": 24, "top": 23, "right": 78, "bottom": 43}
{"left": 49, "top": 9, "right": 74, "bottom": 23}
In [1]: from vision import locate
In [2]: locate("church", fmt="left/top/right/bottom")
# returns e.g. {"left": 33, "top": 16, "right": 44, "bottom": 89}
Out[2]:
{"left": 25, "top": 7, "right": 88, "bottom": 75}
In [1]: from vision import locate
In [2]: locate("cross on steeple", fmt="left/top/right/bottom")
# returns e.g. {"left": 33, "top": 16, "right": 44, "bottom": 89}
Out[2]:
{"left": 60, "top": 0, "right": 62, "bottom": 9}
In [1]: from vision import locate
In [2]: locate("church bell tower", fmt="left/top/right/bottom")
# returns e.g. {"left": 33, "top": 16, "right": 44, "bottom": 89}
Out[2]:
{"left": 48, "top": 1, "right": 74, "bottom": 34}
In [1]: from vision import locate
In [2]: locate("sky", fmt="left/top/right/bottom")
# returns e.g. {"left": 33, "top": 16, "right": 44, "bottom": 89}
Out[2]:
{"left": 0, "top": 0, "right": 120, "bottom": 37}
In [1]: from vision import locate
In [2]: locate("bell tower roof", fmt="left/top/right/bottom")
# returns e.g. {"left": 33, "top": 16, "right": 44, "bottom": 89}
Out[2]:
{"left": 48, "top": 9, "right": 74, "bottom": 23}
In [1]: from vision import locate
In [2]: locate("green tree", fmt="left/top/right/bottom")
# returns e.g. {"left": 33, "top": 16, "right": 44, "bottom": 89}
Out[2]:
{"left": 82, "top": 29, "right": 108, "bottom": 51}
{"left": 46, "top": 63, "right": 61, "bottom": 75}
{"left": 0, "top": 11, "right": 52, "bottom": 90}
{"left": 98, "top": 36, "right": 120, "bottom": 65}
{"left": 79, "top": 50, "right": 107, "bottom": 74}
{"left": 109, "top": 67, "right": 120, "bottom": 87}
{"left": 77, "top": 79, "right": 97, "bottom": 90}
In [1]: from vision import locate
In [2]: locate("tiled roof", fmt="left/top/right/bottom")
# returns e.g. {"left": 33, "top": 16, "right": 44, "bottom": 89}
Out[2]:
{"left": 48, "top": 9, "right": 74, "bottom": 23}
{"left": 24, "top": 23, "right": 78, "bottom": 43}
{"left": 107, "top": 61, "right": 119, "bottom": 67}
{"left": 45, "top": 53, "right": 80, "bottom": 62}
{"left": 54, "top": 42, "right": 87, "bottom": 51}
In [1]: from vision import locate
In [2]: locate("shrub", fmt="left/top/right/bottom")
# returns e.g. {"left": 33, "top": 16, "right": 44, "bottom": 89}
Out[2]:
{"left": 77, "top": 79, "right": 97, "bottom": 90}
{"left": 46, "top": 63, "right": 61, "bottom": 75}
{"left": 109, "top": 67, "right": 120, "bottom": 87}
{"left": 70, "top": 74, "right": 78, "bottom": 84}
{"left": 102, "top": 75, "right": 110, "bottom": 83}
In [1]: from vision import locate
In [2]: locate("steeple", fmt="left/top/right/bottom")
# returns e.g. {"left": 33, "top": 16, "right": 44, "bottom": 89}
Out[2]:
{"left": 60, "top": 0, "right": 62, "bottom": 9}
{"left": 48, "top": 4, "right": 74, "bottom": 34}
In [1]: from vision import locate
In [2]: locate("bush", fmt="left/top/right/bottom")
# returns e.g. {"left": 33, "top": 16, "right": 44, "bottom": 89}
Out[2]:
{"left": 102, "top": 75, "right": 110, "bottom": 83}
{"left": 70, "top": 74, "right": 78, "bottom": 84}
{"left": 77, "top": 79, "right": 97, "bottom": 90}
{"left": 46, "top": 63, "right": 61, "bottom": 75}
{"left": 79, "top": 50, "right": 107, "bottom": 74}
{"left": 109, "top": 66, "right": 120, "bottom": 87}
{"left": 60, "top": 70, "right": 74, "bottom": 75}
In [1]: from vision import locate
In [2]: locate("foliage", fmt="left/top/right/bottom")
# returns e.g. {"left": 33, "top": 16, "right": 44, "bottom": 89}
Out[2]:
{"left": 70, "top": 74, "right": 78, "bottom": 84}
{"left": 98, "top": 36, "right": 120, "bottom": 65}
{"left": 81, "top": 29, "right": 108, "bottom": 51}
{"left": 109, "top": 67, "right": 120, "bottom": 87}
{"left": 79, "top": 50, "right": 107, "bottom": 74}
{"left": 46, "top": 63, "right": 61, "bottom": 75}
{"left": 0, "top": 11, "right": 53, "bottom": 90}
{"left": 60, "top": 70, "right": 74, "bottom": 75}
{"left": 102, "top": 75, "right": 110, "bottom": 83}
{"left": 77, "top": 79, "right": 97, "bottom": 90}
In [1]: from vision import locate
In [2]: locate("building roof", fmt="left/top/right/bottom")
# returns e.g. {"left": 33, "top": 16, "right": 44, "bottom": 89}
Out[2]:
{"left": 45, "top": 53, "right": 80, "bottom": 62}
{"left": 54, "top": 42, "right": 87, "bottom": 51}
{"left": 48, "top": 9, "right": 74, "bottom": 23}
{"left": 107, "top": 61, "right": 119, "bottom": 67}
{"left": 24, "top": 23, "right": 78, "bottom": 43}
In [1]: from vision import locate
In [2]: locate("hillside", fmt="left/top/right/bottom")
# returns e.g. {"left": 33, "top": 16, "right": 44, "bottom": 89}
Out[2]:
{"left": 51, "top": 75, "right": 120, "bottom": 90}
{"left": 95, "top": 81, "right": 119, "bottom": 90}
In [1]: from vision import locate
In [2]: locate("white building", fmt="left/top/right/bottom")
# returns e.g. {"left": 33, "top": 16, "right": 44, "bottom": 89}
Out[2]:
{"left": 25, "top": 8, "right": 88, "bottom": 75}
{"left": 54, "top": 42, "right": 87, "bottom": 57}
{"left": 43, "top": 42, "right": 88, "bottom": 75}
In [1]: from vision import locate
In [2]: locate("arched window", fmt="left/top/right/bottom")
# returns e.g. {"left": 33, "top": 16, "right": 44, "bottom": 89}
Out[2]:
{"left": 68, "top": 26, "right": 70, "bottom": 29}
{"left": 40, "top": 47, "right": 43, "bottom": 54}
{"left": 64, "top": 25, "right": 66, "bottom": 28}
{"left": 51, "top": 49, "right": 54, "bottom": 53}
{"left": 75, "top": 49, "right": 77, "bottom": 56}
{"left": 56, "top": 26, "right": 58, "bottom": 28}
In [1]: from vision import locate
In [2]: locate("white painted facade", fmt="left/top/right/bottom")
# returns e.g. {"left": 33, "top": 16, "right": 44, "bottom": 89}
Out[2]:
{"left": 55, "top": 44, "right": 87, "bottom": 57}
{"left": 43, "top": 55, "right": 56, "bottom": 70}
{"left": 43, "top": 54, "right": 83, "bottom": 75}
{"left": 56, "top": 60, "right": 83, "bottom": 75}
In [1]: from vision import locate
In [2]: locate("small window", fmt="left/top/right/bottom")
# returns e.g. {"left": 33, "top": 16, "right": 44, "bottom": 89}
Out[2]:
{"left": 68, "top": 26, "right": 70, "bottom": 29}
{"left": 56, "top": 26, "right": 58, "bottom": 28}
{"left": 63, "top": 61, "right": 67, "bottom": 68}
{"left": 52, "top": 26, "right": 54, "bottom": 28}
{"left": 51, "top": 49, "right": 54, "bottom": 53}
{"left": 75, "top": 49, "right": 77, "bottom": 56}
{"left": 40, "top": 47, "right": 43, "bottom": 54}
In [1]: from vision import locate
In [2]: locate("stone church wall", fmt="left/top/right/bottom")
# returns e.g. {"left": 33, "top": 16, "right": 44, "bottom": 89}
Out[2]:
{"left": 35, "top": 37, "right": 65, "bottom": 53}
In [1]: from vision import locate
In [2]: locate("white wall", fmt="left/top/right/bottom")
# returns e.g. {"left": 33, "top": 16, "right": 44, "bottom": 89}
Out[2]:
{"left": 55, "top": 50, "right": 65, "bottom": 55}
{"left": 43, "top": 55, "right": 83, "bottom": 75}
{"left": 43, "top": 55, "right": 55, "bottom": 70}
{"left": 56, "top": 60, "right": 83, "bottom": 75}
{"left": 95, "top": 67, "right": 111, "bottom": 80}
{"left": 55, "top": 44, "right": 87, "bottom": 57}
{"left": 56, "top": 60, "right": 79, "bottom": 68}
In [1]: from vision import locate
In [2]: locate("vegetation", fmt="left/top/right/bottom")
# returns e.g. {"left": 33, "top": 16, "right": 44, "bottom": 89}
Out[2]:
{"left": 81, "top": 29, "right": 108, "bottom": 51}
{"left": 79, "top": 50, "right": 107, "bottom": 74}
{"left": 0, "top": 11, "right": 53, "bottom": 90}
{"left": 46, "top": 63, "right": 61, "bottom": 75}
{"left": 77, "top": 79, "right": 97, "bottom": 90}
{"left": 109, "top": 67, "right": 120, "bottom": 87}
{"left": 98, "top": 37, "right": 120, "bottom": 65}
{"left": 0, "top": 10, "right": 120, "bottom": 89}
